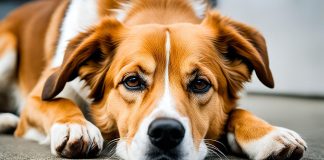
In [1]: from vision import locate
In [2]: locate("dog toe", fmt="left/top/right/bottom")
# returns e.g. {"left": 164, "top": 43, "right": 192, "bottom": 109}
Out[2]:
{"left": 240, "top": 127, "right": 306, "bottom": 160}
{"left": 50, "top": 121, "right": 103, "bottom": 158}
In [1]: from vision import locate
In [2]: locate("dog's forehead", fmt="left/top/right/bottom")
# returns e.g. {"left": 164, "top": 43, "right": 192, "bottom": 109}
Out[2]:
{"left": 126, "top": 23, "right": 210, "bottom": 42}
{"left": 167, "top": 24, "right": 215, "bottom": 58}
{"left": 115, "top": 23, "right": 216, "bottom": 75}
{"left": 123, "top": 23, "right": 213, "bottom": 57}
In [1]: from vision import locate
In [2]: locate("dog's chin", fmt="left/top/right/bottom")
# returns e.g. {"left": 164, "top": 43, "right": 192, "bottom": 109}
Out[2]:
{"left": 148, "top": 155, "right": 178, "bottom": 160}
{"left": 116, "top": 140, "right": 208, "bottom": 160}
{"left": 146, "top": 145, "right": 183, "bottom": 160}
{"left": 116, "top": 139, "right": 196, "bottom": 160}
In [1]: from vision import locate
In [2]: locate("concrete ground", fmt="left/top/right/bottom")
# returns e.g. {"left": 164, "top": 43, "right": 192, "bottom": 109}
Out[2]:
{"left": 0, "top": 94, "right": 323, "bottom": 159}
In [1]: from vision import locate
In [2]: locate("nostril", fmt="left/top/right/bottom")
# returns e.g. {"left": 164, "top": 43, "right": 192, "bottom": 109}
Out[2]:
{"left": 148, "top": 118, "right": 185, "bottom": 150}
{"left": 170, "top": 128, "right": 184, "bottom": 140}
{"left": 148, "top": 127, "right": 163, "bottom": 140}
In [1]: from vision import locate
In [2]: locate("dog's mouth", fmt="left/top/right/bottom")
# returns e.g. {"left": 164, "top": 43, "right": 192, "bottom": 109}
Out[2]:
{"left": 146, "top": 146, "right": 183, "bottom": 160}
{"left": 101, "top": 141, "right": 184, "bottom": 160}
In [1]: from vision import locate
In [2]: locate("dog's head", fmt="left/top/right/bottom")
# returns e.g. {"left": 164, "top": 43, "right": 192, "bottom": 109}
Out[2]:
{"left": 42, "top": 12, "right": 273, "bottom": 160}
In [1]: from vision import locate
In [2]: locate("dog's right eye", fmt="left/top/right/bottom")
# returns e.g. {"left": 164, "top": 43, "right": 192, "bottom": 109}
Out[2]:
{"left": 123, "top": 75, "right": 146, "bottom": 91}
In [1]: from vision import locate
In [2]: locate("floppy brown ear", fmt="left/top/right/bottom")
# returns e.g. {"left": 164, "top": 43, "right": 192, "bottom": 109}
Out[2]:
{"left": 42, "top": 18, "right": 124, "bottom": 101}
{"left": 202, "top": 11, "right": 274, "bottom": 89}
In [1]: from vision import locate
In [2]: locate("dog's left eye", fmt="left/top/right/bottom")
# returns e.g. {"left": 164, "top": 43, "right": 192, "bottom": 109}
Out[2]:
{"left": 188, "top": 77, "right": 211, "bottom": 94}
{"left": 123, "top": 75, "right": 146, "bottom": 91}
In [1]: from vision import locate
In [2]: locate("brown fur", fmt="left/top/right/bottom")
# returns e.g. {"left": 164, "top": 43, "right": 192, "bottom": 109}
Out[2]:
{"left": 0, "top": 0, "right": 281, "bottom": 158}
{"left": 0, "top": 0, "right": 62, "bottom": 94}
{"left": 41, "top": 8, "right": 274, "bottom": 149}
{"left": 15, "top": 68, "right": 86, "bottom": 137}
{"left": 0, "top": 32, "right": 16, "bottom": 59}
{"left": 227, "top": 109, "right": 273, "bottom": 143}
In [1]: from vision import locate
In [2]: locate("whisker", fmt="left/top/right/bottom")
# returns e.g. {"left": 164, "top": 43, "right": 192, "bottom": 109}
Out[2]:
{"left": 203, "top": 139, "right": 228, "bottom": 153}
{"left": 205, "top": 142, "right": 229, "bottom": 160}
{"left": 206, "top": 147, "right": 221, "bottom": 159}
{"left": 101, "top": 138, "right": 130, "bottom": 160}
{"left": 108, "top": 144, "right": 120, "bottom": 159}
{"left": 194, "top": 138, "right": 229, "bottom": 159}
{"left": 207, "top": 144, "right": 228, "bottom": 159}
{"left": 101, "top": 138, "right": 122, "bottom": 156}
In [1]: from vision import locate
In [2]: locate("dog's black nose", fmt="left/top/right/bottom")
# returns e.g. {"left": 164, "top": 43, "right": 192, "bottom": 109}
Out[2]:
{"left": 148, "top": 118, "right": 185, "bottom": 150}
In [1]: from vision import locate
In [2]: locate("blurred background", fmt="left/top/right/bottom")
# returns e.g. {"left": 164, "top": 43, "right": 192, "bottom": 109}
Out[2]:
{"left": 217, "top": 0, "right": 324, "bottom": 98}
{"left": 0, "top": 0, "right": 27, "bottom": 19}
{"left": 0, "top": 0, "right": 323, "bottom": 159}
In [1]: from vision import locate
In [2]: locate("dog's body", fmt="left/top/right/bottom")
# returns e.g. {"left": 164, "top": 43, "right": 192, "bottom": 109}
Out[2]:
{"left": 0, "top": 0, "right": 306, "bottom": 159}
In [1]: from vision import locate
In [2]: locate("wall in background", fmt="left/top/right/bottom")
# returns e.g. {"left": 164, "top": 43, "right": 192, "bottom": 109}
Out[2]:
{"left": 217, "top": 0, "right": 324, "bottom": 97}
{"left": 0, "top": 0, "right": 29, "bottom": 19}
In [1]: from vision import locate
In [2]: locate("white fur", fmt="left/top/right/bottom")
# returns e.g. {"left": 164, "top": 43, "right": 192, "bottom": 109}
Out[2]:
{"left": 157, "top": 31, "right": 174, "bottom": 115}
{"left": 0, "top": 36, "right": 25, "bottom": 113}
{"left": 228, "top": 127, "right": 307, "bottom": 160}
{"left": 227, "top": 132, "right": 242, "bottom": 154}
{"left": 56, "top": 77, "right": 92, "bottom": 107}
{"left": 0, "top": 113, "right": 19, "bottom": 133}
{"left": 51, "top": 0, "right": 98, "bottom": 109}
{"left": 112, "top": 0, "right": 208, "bottom": 22}
{"left": 50, "top": 121, "right": 103, "bottom": 156}
{"left": 111, "top": 2, "right": 132, "bottom": 22}
{"left": 51, "top": 0, "right": 100, "bottom": 68}
{"left": 23, "top": 128, "right": 48, "bottom": 144}
{"left": 13, "top": 84, "right": 25, "bottom": 113}
{"left": 0, "top": 48, "right": 16, "bottom": 88}
{"left": 116, "top": 31, "right": 207, "bottom": 160}
{"left": 189, "top": 0, "right": 208, "bottom": 19}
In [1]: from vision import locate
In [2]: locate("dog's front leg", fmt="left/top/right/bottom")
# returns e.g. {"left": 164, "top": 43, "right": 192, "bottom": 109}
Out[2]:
{"left": 226, "top": 109, "right": 307, "bottom": 160}
{"left": 14, "top": 69, "right": 103, "bottom": 158}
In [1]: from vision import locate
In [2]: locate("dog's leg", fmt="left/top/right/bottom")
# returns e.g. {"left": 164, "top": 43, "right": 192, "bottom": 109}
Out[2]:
{"left": 0, "top": 32, "right": 23, "bottom": 133}
{"left": 0, "top": 32, "right": 16, "bottom": 87}
{"left": 226, "top": 109, "right": 307, "bottom": 160}
{"left": 14, "top": 69, "right": 103, "bottom": 158}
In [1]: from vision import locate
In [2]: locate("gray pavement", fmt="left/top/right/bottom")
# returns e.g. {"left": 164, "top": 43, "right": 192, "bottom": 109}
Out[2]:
{"left": 0, "top": 94, "right": 323, "bottom": 159}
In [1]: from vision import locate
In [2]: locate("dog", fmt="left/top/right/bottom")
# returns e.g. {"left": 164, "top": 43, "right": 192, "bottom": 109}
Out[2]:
{"left": 0, "top": 0, "right": 307, "bottom": 159}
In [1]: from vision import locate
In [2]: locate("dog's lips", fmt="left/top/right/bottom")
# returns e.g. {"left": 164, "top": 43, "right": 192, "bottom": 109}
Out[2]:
{"left": 152, "top": 155, "right": 173, "bottom": 160}
{"left": 146, "top": 145, "right": 183, "bottom": 160}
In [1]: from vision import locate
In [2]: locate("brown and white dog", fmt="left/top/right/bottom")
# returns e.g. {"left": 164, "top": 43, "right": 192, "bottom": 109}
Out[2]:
{"left": 0, "top": 0, "right": 307, "bottom": 159}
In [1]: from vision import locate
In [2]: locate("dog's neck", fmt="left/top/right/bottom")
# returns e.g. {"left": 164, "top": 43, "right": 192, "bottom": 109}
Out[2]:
{"left": 117, "top": 0, "right": 205, "bottom": 25}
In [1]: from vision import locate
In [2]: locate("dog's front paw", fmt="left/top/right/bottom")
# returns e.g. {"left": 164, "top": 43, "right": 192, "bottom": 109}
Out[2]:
{"left": 242, "top": 127, "right": 307, "bottom": 160}
{"left": 50, "top": 121, "right": 103, "bottom": 158}
{"left": 0, "top": 113, "right": 19, "bottom": 133}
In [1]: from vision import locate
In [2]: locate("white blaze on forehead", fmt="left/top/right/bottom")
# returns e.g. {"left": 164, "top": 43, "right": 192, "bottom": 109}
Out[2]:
{"left": 147, "top": 31, "right": 178, "bottom": 117}
{"left": 153, "top": 31, "right": 178, "bottom": 117}
{"left": 160, "top": 31, "right": 173, "bottom": 108}
{"left": 165, "top": 31, "right": 171, "bottom": 79}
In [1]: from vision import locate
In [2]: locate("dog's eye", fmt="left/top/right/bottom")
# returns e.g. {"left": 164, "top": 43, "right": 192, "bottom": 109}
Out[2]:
{"left": 188, "top": 77, "right": 211, "bottom": 94}
{"left": 123, "top": 75, "right": 146, "bottom": 91}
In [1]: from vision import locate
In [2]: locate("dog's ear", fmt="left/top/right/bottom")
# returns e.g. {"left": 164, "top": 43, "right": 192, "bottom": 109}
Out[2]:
{"left": 202, "top": 11, "right": 274, "bottom": 93}
{"left": 42, "top": 18, "right": 124, "bottom": 101}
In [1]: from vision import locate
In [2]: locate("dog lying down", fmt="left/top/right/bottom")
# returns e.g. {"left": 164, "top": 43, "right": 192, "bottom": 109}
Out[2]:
{"left": 0, "top": 0, "right": 306, "bottom": 159}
